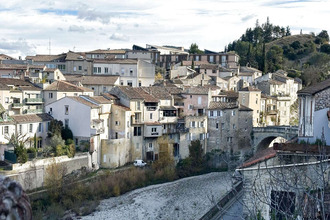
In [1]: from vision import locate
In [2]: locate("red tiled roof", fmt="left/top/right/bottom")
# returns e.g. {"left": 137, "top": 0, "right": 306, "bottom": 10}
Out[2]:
{"left": 240, "top": 147, "right": 277, "bottom": 168}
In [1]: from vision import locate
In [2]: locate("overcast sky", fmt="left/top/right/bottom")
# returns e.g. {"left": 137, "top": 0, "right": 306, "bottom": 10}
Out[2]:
{"left": 0, "top": 0, "right": 329, "bottom": 58}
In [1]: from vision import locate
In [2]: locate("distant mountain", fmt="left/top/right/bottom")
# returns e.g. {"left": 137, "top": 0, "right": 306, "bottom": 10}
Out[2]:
{"left": 226, "top": 19, "right": 330, "bottom": 86}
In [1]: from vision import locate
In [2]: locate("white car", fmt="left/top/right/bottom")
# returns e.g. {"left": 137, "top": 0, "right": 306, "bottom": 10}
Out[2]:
{"left": 133, "top": 159, "right": 147, "bottom": 167}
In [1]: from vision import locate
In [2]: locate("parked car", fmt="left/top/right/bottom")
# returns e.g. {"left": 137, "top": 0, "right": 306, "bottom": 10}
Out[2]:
{"left": 133, "top": 159, "right": 147, "bottom": 167}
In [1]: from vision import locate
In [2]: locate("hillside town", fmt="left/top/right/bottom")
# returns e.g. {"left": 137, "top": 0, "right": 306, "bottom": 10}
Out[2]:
{"left": 0, "top": 43, "right": 329, "bottom": 219}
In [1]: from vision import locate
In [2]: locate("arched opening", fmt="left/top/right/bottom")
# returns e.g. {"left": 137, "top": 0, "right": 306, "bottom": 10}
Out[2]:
{"left": 255, "top": 136, "right": 287, "bottom": 152}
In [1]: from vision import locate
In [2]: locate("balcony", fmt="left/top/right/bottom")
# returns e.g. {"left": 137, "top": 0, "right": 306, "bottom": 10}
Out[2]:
{"left": 24, "top": 109, "right": 43, "bottom": 114}
{"left": 163, "top": 128, "right": 177, "bottom": 134}
{"left": 91, "top": 127, "right": 105, "bottom": 135}
{"left": 174, "top": 102, "right": 184, "bottom": 107}
{"left": 25, "top": 98, "right": 43, "bottom": 104}
{"left": 131, "top": 117, "right": 143, "bottom": 125}
{"left": 11, "top": 103, "right": 23, "bottom": 109}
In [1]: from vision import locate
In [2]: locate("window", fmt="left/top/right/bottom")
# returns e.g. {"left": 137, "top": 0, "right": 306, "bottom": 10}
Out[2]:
{"left": 198, "top": 96, "right": 201, "bottom": 105}
{"left": 150, "top": 113, "right": 152, "bottom": 120}
{"left": 256, "top": 98, "right": 258, "bottom": 104}
{"left": 210, "top": 111, "right": 214, "bottom": 117}
{"left": 136, "top": 101, "right": 141, "bottom": 111}
{"left": 78, "top": 66, "right": 82, "bottom": 71}
{"left": 58, "top": 64, "right": 66, "bottom": 70}
{"left": 65, "top": 119, "right": 69, "bottom": 129}
{"left": 209, "top": 55, "right": 214, "bottom": 63}
{"left": 216, "top": 122, "right": 219, "bottom": 129}
{"left": 115, "top": 121, "right": 120, "bottom": 126}
{"left": 105, "top": 67, "right": 108, "bottom": 73}
{"left": 103, "top": 87, "right": 107, "bottom": 93}
{"left": 37, "top": 139, "right": 42, "bottom": 148}
{"left": 139, "top": 81, "right": 142, "bottom": 87}
{"left": 152, "top": 127, "right": 157, "bottom": 132}
{"left": 233, "top": 124, "right": 236, "bottom": 129}
{"left": 75, "top": 138, "right": 78, "bottom": 145}
{"left": 149, "top": 143, "right": 153, "bottom": 149}
{"left": 19, "top": 125, "right": 22, "bottom": 134}
{"left": 49, "top": 93, "right": 53, "bottom": 99}
{"left": 121, "top": 68, "right": 125, "bottom": 75}
{"left": 199, "top": 133, "right": 204, "bottom": 140}
{"left": 191, "top": 121, "right": 196, "bottom": 128}
{"left": 93, "top": 67, "right": 97, "bottom": 73}
{"left": 120, "top": 80, "right": 124, "bottom": 85}
{"left": 221, "top": 123, "right": 224, "bottom": 130}
{"left": 29, "top": 124, "right": 33, "bottom": 133}
{"left": 74, "top": 93, "right": 78, "bottom": 96}
{"left": 127, "top": 81, "right": 133, "bottom": 87}
{"left": 73, "top": 66, "right": 77, "bottom": 72}
{"left": 189, "top": 104, "right": 193, "bottom": 110}
{"left": 98, "top": 67, "right": 101, "bottom": 73}
{"left": 115, "top": 132, "right": 118, "bottom": 139}
{"left": 130, "top": 68, "right": 133, "bottom": 76}
{"left": 5, "top": 97, "right": 9, "bottom": 103}
{"left": 38, "top": 123, "right": 42, "bottom": 132}
{"left": 134, "top": 127, "right": 141, "bottom": 136}
{"left": 127, "top": 132, "right": 130, "bottom": 139}
{"left": 232, "top": 110, "right": 236, "bottom": 116}
{"left": 65, "top": 105, "right": 69, "bottom": 115}
{"left": 200, "top": 121, "right": 204, "bottom": 127}
{"left": 190, "top": 95, "right": 192, "bottom": 99}
{"left": 4, "top": 126, "right": 8, "bottom": 134}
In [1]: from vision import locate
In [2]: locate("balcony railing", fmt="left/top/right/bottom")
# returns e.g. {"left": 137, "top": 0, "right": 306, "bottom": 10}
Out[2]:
{"left": 24, "top": 109, "right": 43, "bottom": 114}
{"left": 11, "top": 103, "right": 23, "bottom": 108}
{"left": 25, "top": 98, "right": 43, "bottom": 104}
{"left": 174, "top": 102, "right": 184, "bottom": 106}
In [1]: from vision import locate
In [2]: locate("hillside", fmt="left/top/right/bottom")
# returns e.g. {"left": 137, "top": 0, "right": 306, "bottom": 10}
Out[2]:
{"left": 226, "top": 19, "right": 330, "bottom": 86}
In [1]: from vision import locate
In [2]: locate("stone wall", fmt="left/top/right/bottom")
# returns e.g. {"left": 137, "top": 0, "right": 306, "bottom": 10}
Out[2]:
{"left": 315, "top": 87, "right": 330, "bottom": 111}
{"left": 240, "top": 155, "right": 329, "bottom": 219}
{"left": 100, "top": 139, "right": 133, "bottom": 168}
{"left": 1, "top": 153, "right": 90, "bottom": 190}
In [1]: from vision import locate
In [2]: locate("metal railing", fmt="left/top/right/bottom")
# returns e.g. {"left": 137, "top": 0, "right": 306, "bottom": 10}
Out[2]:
{"left": 25, "top": 98, "right": 43, "bottom": 104}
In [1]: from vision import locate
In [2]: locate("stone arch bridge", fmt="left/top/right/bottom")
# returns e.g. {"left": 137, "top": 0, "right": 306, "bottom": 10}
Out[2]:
{"left": 252, "top": 126, "right": 298, "bottom": 152}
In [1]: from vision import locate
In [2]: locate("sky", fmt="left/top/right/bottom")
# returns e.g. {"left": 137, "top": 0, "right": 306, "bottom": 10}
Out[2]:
{"left": 0, "top": 0, "right": 329, "bottom": 58}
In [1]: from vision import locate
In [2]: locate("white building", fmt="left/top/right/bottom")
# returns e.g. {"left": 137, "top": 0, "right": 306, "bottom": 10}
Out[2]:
{"left": 45, "top": 96, "right": 108, "bottom": 168}
{"left": 298, "top": 78, "right": 330, "bottom": 145}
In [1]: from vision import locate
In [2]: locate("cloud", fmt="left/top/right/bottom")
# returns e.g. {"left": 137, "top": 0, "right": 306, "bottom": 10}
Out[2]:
{"left": 109, "top": 33, "right": 129, "bottom": 41}
{"left": 77, "top": 8, "right": 111, "bottom": 24}
{"left": 241, "top": 14, "right": 256, "bottom": 22}
{"left": 68, "top": 25, "right": 86, "bottom": 33}
{"left": 68, "top": 25, "right": 94, "bottom": 33}
{"left": 0, "top": 38, "right": 36, "bottom": 56}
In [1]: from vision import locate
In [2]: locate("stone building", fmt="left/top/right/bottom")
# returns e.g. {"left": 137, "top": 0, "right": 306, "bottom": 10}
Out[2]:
{"left": 207, "top": 102, "right": 253, "bottom": 154}
{"left": 237, "top": 144, "right": 330, "bottom": 219}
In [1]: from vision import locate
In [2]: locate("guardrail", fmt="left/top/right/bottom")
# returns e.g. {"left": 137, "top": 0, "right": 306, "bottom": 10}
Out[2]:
{"left": 253, "top": 126, "right": 298, "bottom": 134}
{"left": 199, "top": 181, "right": 243, "bottom": 220}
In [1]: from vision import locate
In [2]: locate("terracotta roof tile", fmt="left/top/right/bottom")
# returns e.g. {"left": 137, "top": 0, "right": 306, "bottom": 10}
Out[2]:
{"left": 45, "top": 80, "right": 93, "bottom": 92}
{"left": 208, "top": 101, "right": 238, "bottom": 110}
{"left": 142, "top": 86, "right": 172, "bottom": 100}
{"left": 0, "top": 78, "right": 41, "bottom": 91}
{"left": 64, "top": 74, "right": 119, "bottom": 85}
{"left": 12, "top": 113, "right": 53, "bottom": 123}
{"left": 240, "top": 147, "right": 277, "bottom": 168}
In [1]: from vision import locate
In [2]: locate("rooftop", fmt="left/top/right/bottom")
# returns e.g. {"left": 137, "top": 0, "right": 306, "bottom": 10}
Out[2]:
{"left": 45, "top": 80, "right": 93, "bottom": 92}
{"left": 64, "top": 74, "right": 119, "bottom": 85}
{"left": 12, "top": 113, "right": 53, "bottom": 123}
{"left": 298, "top": 78, "right": 330, "bottom": 95}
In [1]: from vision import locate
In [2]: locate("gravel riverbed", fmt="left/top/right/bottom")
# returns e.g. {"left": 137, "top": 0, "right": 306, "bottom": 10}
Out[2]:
{"left": 79, "top": 172, "right": 233, "bottom": 220}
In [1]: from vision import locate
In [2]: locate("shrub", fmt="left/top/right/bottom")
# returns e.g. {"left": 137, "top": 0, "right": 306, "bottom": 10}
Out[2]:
{"left": 113, "top": 184, "right": 121, "bottom": 196}
{"left": 61, "top": 127, "right": 73, "bottom": 141}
